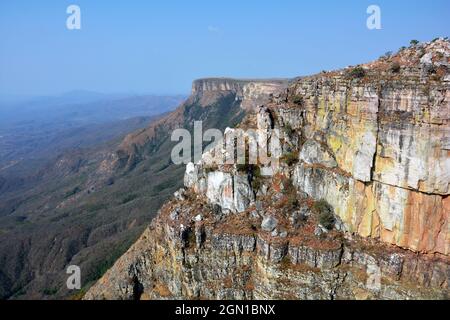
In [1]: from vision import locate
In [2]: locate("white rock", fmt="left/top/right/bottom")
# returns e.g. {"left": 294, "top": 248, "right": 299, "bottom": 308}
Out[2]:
{"left": 174, "top": 188, "right": 186, "bottom": 201}
{"left": 250, "top": 210, "right": 260, "bottom": 219}
{"left": 184, "top": 162, "right": 197, "bottom": 188}
{"left": 279, "top": 231, "right": 288, "bottom": 238}
{"left": 233, "top": 174, "right": 254, "bottom": 213}
{"left": 299, "top": 140, "right": 337, "bottom": 168}
{"left": 352, "top": 131, "right": 377, "bottom": 182}
{"left": 206, "top": 171, "right": 234, "bottom": 211}
{"left": 420, "top": 52, "right": 433, "bottom": 65}
{"left": 314, "top": 225, "right": 328, "bottom": 237}
{"left": 261, "top": 216, "right": 278, "bottom": 232}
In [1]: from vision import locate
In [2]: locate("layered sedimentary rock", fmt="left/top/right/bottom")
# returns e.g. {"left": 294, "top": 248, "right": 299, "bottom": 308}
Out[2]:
{"left": 84, "top": 195, "right": 448, "bottom": 300}
{"left": 285, "top": 39, "right": 449, "bottom": 255}
{"left": 192, "top": 78, "right": 289, "bottom": 109}
{"left": 86, "top": 39, "right": 449, "bottom": 300}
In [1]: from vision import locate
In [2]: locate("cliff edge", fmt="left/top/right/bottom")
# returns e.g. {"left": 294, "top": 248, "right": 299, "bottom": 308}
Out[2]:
{"left": 85, "top": 39, "right": 449, "bottom": 300}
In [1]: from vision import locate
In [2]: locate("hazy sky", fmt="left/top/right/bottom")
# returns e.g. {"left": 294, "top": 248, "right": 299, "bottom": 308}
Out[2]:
{"left": 0, "top": 0, "right": 449, "bottom": 95}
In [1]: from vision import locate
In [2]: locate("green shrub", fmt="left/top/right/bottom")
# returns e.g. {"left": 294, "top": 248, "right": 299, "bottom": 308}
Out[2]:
{"left": 241, "top": 165, "right": 263, "bottom": 191}
{"left": 280, "top": 152, "right": 298, "bottom": 166}
{"left": 291, "top": 95, "right": 304, "bottom": 106}
{"left": 390, "top": 62, "right": 401, "bottom": 73}
{"left": 410, "top": 39, "right": 419, "bottom": 46}
{"left": 313, "top": 199, "right": 335, "bottom": 230}
{"left": 284, "top": 123, "right": 294, "bottom": 137}
{"left": 236, "top": 164, "right": 260, "bottom": 177}
{"left": 287, "top": 193, "right": 299, "bottom": 210}
{"left": 382, "top": 51, "right": 393, "bottom": 59}
{"left": 236, "top": 163, "right": 250, "bottom": 173}
{"left": 236, "top": 164, "right": 263, "bottom": 191}
{"left": 348, "top": 67, "right": 366, "bottom": 79}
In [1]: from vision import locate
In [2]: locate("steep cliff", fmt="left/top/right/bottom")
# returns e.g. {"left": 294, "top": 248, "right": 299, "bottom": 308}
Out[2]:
{"left": 116, "top": 78, "right": 288, "bottom": 170}
{"left": 85, "top": 39, "right": 449, "bottom": 300}
{"left": 192, "top": 78, "right": 288, "bottom": 110}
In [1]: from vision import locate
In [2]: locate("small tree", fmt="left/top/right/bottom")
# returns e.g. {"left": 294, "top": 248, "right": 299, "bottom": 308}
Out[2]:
{"left": 410, "top": 39, "right": 419, "bottom": 46}
{"left": 348, "top": 66, "right": 366, "bottom": 79}
{"left": 382, "top": 51, "right": 393, "bottom": 59}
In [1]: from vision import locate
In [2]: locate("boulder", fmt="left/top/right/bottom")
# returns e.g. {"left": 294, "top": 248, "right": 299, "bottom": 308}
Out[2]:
{"left": 261, "top": 216, "right": 278, "bottom": 232}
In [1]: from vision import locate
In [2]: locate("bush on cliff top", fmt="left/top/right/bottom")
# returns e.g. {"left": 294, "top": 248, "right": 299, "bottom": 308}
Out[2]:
{"left": 347, "top": 67, "right": 366, "bottom": 79}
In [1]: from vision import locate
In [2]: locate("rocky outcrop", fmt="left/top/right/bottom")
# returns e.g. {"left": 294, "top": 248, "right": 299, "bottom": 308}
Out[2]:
{"left": 85, "top": 195, "right": 449, "bottom": 300}
{"left": 86, "top": 39, "right": 449, "bottom": 300}
{"left": 299, "top": 140, "right": 338, "bottom": 168}
{"left": 285, "top": 39, "right": 449, "bottom": 255}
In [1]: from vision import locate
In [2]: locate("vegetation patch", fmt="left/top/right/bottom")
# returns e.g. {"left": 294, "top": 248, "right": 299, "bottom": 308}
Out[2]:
{"left": 283, "top": 123, "right": 295, "bottom": 137}
{"left": 280, "top": 255, "right": 292, "bottom": 270}
{"left": 347, "top": 67, "right": 366, "bottom": 79}
{"left": 390, "top": 62, "right": 401, "bottom": 73}
{"left": 280, "top": 152, "right": 299, "bottom": 166}
{"left": 312, "top": 200, "right": 335, "bottom": 230}
{"left": 291, "top": 95, "right": 304, "bottom": 106}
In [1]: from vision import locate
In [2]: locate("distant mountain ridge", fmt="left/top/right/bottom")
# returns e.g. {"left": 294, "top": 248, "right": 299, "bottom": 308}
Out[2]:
{"left": 0, "top": 78, "right": 284, "bottom": 299}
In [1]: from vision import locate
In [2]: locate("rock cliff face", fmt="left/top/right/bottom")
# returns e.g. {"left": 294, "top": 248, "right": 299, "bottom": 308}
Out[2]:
{"left": 192, "top": 78, "right": 288, "bottom": 110}
{"left": 85, "top": 39, "right": 449, "bottom": 300}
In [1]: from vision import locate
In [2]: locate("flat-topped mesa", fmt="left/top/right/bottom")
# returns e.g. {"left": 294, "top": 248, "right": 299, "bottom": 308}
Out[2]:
{"left": 192, "top": 78, "right": 289, "bottom": 109}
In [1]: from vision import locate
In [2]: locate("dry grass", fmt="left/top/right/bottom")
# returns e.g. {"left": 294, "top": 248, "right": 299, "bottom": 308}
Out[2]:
{"left": 214, "top": 213, "right": 257, "bottom": 236}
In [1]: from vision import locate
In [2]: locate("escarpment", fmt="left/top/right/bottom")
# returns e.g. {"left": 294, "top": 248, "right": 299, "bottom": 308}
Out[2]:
{"left": 116, "top": 78, "right": 288, "bottom": 170}
{"left": 85, "top": 39, "right": 449, "bottom": 300}
{"left": 192, "top": 78, "right": 289, "bottom": 110}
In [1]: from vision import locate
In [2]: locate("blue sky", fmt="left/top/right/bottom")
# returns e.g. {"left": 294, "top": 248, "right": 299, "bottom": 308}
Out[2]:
{"left": 0, "top": 0, "right": 448, "bottom": 95}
